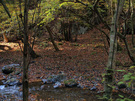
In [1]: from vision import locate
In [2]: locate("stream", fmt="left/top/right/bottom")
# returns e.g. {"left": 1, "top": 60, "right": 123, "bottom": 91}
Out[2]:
{"left": 0, "top": 82, "right": 101, "bottom": 101}
{"left": 0, "top": 82, "right": 135, "bottom": 101}
{"left": 0, "top": 64, "right": 135, "bottom": 101}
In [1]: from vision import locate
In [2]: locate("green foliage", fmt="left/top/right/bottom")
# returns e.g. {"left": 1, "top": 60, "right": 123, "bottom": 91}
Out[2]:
{"left": 118, "top": 81, "right": 124, "bottom": 85}
{"left": 38, "top": 0, "right": 60, "bottom": 25}
{"left": 64, "top": 79, "right": 76, "bottom": 84}
{"left": 0, "top": 6, "right": 19, "bottom": 34}
{"left": 116, "top": 70, "right": 125, "bottom": 72}
{"left": 117, "top": 66, "right": 135, "bottom": 100}
{"left": 116, "top": 95, "right": 134, "bottom": 101}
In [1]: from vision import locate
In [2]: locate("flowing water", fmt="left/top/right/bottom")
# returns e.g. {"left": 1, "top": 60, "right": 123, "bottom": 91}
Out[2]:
{"left": 0, "top": 82, "right": 101, "bottom": 101}
{"left": 0, "top": 82, "right": 134, "bottom": 101}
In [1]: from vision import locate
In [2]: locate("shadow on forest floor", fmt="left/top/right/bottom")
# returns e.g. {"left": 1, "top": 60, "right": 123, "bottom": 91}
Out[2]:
{"left": 0, "top": 45, "right": 12, "bottom": 51}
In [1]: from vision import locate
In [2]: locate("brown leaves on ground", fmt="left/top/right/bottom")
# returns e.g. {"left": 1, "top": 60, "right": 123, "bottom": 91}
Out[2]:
{"left": 0, "top": 28, "right": 133, "bottom": 92}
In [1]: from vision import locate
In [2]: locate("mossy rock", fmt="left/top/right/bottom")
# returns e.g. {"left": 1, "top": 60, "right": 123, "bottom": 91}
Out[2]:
{"left": 64, "top": 79, "right": 78, "bottom": 87}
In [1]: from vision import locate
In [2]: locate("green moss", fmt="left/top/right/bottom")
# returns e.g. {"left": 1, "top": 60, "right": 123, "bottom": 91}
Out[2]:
{"left": 64, "top": 79, "right": 76, "bottom": 84}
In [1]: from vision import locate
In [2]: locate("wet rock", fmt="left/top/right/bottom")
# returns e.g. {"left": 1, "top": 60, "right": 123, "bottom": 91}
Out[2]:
{"left": 4, "top": 78, "right": 21, "bottom": 86}
{"left": 90, "top": 86, "right": 97, "bottom": 91}
{"left": 40, "top": 85, "right": 45, "bottom": 90}
{"left": 47, "top": 75, "right": 57, "bottom": 83}
{"left": 2, "top": 64, "right": 21, "bottom": 74}
{"left": 0, "top": 85, "right": 5, "bottom": 90}
{"left": 42, "top": 79, "right": 47, "bottom": 84}
{"left": 45, "top": 73, "right": 66, "bottom": 83}
{"left": 64, "top": 79, "right": 78, "bottom": 87}
{"left": 14, "top": 91, "right": 23, "bottom": 98}
{"left": 53, "top": 82, "right": 62, "bottom": 88}
{"left": 77, "top": 84, "right": 84, "bottom": 89}
{"left": 14, "top": 69, "right": 22, "bottom": 75}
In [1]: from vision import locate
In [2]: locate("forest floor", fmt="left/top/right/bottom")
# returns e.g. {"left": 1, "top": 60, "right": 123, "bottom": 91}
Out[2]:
{"left": 0, "top": 28, "right": 134, "bottom": 95}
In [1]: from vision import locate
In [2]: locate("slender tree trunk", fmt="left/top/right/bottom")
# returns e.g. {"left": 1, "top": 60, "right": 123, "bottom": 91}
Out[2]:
{"left": 46, "top": 26, "right": 59, "bottom": 51}
{"left": 131, "top": 0, "right": 134, "bottom": 47}
{"left": 23, "top": 0, "right": 29, "bottom": 101}
{"left": 0, "top": 0, "right": 11, "bottom": 18}
{"left": 3, "top": 33, "right": 8, "bottom": 42}
{"left": 104, "top": 0, "right": 125, "bottom": 99}
{"left": 123, "top": 38, "right": 135, "bottom": 63}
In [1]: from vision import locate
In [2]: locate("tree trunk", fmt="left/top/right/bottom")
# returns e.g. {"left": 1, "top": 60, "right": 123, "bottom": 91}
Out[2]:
{"left": 46, "top": 26, "right": 59, "bottom": 51}
{"left": 3, "top": 33, "right": 8, "bottom": 42}
{"left": 104, "top": 0, "right": 125, "bottom": 100}
{"left": 23, "top": 0, "right": 29, "bottom": 101}
{"left": 131, "top": 0, "right": 134, "bottom": 47}
{"left": 28, "top": 43, "right": 40, "bottom": 58}
{"left": 123, "top": 38, "right": 135, "bottom": 63}
{"left": 0, "top": 0, "right": 11, "bottom": 18}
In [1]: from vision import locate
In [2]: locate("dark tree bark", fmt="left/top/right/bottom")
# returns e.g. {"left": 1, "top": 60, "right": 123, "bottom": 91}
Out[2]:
{"left": 23, "top": 0, "right": 29, "bottom": 100}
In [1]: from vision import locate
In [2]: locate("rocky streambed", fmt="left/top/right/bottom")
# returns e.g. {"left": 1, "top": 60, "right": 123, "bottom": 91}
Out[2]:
{"left": 0, "top": 63, "right": 101, "bottom": 100}
{"left": 0, "top": 63, "right": 135, "bottom": 101}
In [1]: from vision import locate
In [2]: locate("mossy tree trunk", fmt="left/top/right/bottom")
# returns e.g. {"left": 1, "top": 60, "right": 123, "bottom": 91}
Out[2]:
{"left": 131, "top": 0, "right": 135, "bottom": 47}
{"left": 104, "top": 0, "right": 125, "bottom": 100}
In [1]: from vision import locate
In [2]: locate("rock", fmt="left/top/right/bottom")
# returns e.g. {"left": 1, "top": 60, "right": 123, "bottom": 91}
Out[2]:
{"left": 14, "top": 69, "right": 22, "bottom": 75}
{"left": 2, "top": 64, "right": 21, "bottom": 74}
{"left": 40, "top": 85, "right": 45, "bottom": 90}
{"left": 64, "top": 79, "right": 78, "bottom": 87}
{"left": 46, "top": 75, "right": 57, "bottom": 83}
{"left": 4, "top": 78, "right": 21, "bottom": 86}
{"left": 90, "top": 86, "right": 97, "bottom": 91}
{"left": 77, "top": 84, "right": 84, "bottom": 89}
{"left": 53, "top": 82, "right": 62, "bottom": 88}
{"left": 0, "top": 85, "right": 5, "bottom": 90}
{"left": 46, "top": 73, "right": 66, "bottom": 83}
{"left": 55, "top": 74, "right": 66, "bottom": 82}
{"left": 42, "top": 79, "right": 47, "bottom": 84}
{"left": 118, "top": 84, "right": 127, "bottom": 89}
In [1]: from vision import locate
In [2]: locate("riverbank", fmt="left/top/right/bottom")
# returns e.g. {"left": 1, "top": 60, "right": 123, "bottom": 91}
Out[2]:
{"left": 0, "top": 28, "right": 135, "bottom": 100}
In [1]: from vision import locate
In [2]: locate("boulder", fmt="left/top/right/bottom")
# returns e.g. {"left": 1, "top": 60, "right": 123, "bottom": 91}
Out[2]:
{"left": 43, "top": 73, "right": 66, "bottom": 84}
{"left": 2, "top": 64, "right": 21, "bottom": 74}
{"left": 4, "top": 78, "right": 21, "bottom": 86}
{"left": 64, "top": 79, "right": 78, "bottom": 87}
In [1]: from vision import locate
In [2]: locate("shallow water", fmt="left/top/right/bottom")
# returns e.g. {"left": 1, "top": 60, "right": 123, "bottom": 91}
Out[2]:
{"left": 0, "top": 82, "right": 101, "bottom": 101}
{"left": 0, "top": 83, "right": 134, "bottom": 101}
{"left": 30, "top": 83, "right": 101, "bottom": 101}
